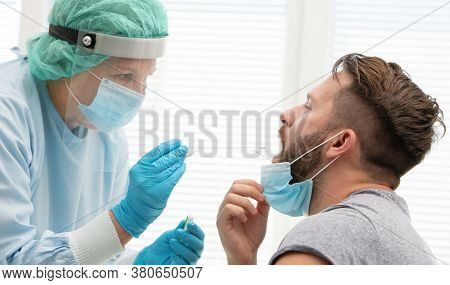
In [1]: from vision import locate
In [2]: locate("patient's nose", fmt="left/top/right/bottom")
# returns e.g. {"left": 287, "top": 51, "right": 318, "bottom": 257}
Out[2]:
{"left": 280, "top": 107, "right": 297, "bottom": 127}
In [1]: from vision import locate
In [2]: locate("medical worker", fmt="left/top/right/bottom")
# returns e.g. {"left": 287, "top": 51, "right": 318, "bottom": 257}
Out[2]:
{"left": 0, "top": 0, "right": 204, "bottom": 265}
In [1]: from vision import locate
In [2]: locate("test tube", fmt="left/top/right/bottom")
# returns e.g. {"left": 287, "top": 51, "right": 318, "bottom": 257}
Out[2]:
{"left": 184, "top": 215, "right": 193, "bottom": 231}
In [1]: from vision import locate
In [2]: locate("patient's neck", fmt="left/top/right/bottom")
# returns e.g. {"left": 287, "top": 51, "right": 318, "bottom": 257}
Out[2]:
{"left": 308, "top": 167, "right": 393, "bottom": 215}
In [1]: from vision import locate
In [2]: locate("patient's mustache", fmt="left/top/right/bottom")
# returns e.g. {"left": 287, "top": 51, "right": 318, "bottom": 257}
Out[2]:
{"left": 278, "top": 125, "right": 287, "bottom": 147}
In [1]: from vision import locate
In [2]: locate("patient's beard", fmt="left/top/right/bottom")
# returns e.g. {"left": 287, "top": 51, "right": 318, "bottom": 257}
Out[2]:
{"left": 273, "top": 126, "right": 329, "bottom": 184}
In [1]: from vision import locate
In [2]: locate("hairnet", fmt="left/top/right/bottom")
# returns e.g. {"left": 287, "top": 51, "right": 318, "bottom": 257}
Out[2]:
{"left": 26, "top": 0, "right": 168, "bottom": 81}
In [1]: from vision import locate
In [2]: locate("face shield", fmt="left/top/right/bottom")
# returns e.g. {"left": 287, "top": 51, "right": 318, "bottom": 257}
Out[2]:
{"left": 49, "top": 24, "right": 166, "bottom": 173}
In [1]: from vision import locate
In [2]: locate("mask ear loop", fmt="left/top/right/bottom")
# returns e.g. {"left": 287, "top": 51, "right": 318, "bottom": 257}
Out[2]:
{"left": 65, "top": 70, "right": 103, "bottom": 106}
{"left": 310, "top": 154, "right": 342, "bottom": 180}
{"left": 88, "top": 69, "right": 102, "bottom": 81}
{"left": 64, "top": 68, "right": 100, "bottom": 104}
{"left": 64, "top": 78, "right": 82, "bottom": 105}
{"left": 290, "top": 130, "right": 345, "bottom": 166}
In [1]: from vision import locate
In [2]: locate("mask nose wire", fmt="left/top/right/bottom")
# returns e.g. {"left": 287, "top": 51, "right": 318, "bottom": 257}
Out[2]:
{"left": 289, "top": 130, "right": 344, "bottom": 166}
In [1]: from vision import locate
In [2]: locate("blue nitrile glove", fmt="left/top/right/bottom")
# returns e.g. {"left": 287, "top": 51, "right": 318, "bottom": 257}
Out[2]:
{"left": 134, "top": 219, "right": 205, "bottom": 265}
{"left": 112, "top": 139, "right": 188, "bottom": 237}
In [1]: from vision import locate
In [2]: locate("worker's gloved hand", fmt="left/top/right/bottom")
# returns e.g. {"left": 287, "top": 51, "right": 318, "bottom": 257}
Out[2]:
{"left": 112, "top": 139, "right": 188, "bottom": 237}
{"left": 134, "top": 219, "right": 205, "bottom": 265}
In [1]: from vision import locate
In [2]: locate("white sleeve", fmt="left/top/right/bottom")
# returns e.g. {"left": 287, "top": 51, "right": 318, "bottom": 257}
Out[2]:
{"left": 69, "top": 212, "right": 124, "bottom": 265}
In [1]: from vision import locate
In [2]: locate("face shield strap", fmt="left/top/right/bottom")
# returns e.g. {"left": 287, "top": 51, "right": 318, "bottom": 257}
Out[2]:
{"left": 49, "top": 24, "right": 167, "bottom": 59}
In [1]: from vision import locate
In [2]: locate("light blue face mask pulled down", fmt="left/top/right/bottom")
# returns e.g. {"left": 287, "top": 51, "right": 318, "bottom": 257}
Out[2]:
{"left": 66, "top": 70, "right": 144, "bottom": 133}
{"left": 261, "top": 131, "right": 343, "bottom": 217}
{"left": 261, "top": 162, "right": 313, "bottom": 216}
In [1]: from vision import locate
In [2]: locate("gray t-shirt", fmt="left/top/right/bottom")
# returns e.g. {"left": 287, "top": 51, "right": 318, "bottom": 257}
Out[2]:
{"left": 269, "top": 189, "right": 438, "bottom": 265}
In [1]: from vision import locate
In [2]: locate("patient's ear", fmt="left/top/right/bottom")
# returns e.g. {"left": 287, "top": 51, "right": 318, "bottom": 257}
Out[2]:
{"left": 325, "top": 129, "right": 355, "bottom": 159}
{"left": 274, "top": 251, "right": 331, "bottom": 265}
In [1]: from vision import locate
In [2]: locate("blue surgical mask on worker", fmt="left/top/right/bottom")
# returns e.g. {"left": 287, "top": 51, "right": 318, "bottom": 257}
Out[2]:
{"left": 65, "top": 70, "right": 144, "bottom": 132}
{"left": 261, "top": 131, "right": 344, "bottom": 217}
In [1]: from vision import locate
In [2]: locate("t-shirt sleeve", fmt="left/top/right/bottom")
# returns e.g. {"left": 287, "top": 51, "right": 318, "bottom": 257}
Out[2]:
{"left": 269, "top": 206, "right": 380, "bottom": 265}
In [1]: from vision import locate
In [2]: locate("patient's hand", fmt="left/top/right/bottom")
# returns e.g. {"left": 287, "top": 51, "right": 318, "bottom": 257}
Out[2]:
{"left": 216, "top": 179, "right": 269, "bottom": 265}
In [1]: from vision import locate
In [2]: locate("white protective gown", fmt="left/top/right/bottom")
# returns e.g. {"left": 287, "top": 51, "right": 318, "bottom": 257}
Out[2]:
{"left": 0, "top": 57, "right": 131, "bottom": 264}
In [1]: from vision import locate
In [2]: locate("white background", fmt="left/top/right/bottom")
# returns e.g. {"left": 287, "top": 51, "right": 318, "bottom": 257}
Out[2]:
{"left": 0, "top": 265, "right": 447, "bottom": 285}
{"left": 0, "top": 0, "right": 449, "bottom": 264}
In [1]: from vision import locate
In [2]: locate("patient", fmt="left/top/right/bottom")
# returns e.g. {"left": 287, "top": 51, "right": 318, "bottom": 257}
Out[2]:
{"left": 216, "top": 53, "right": 446, "bottom": 265}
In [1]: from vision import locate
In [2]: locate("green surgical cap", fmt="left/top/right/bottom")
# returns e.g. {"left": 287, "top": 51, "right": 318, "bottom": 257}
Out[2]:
{"left": 26, "top": 0, "right": 168, "bottom": 81}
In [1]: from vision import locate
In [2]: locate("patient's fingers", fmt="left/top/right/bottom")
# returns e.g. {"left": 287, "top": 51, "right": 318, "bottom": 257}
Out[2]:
{"left": 256, "top": 200, "right": 270, "bottom": 218}
{"left": 224, "top": 193, "right": 258, "bottom": 215}
{"left": 229, "top": 182, "right": 265, "bottom": 202}
{"left": 218, "top": 203, "right": 247, "bottom": 223}
{"left": 233, "top": 179, "right": 263, "bottom": 192}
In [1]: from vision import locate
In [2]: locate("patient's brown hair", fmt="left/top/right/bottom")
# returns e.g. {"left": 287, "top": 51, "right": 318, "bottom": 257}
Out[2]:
{"left": 331, "top": 53, "right": 446, "bottom": 188}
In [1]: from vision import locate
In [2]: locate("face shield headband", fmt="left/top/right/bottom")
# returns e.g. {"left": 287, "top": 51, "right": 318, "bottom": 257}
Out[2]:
{"left": 49, "top": 24, "right": 167, "bottom": 59}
